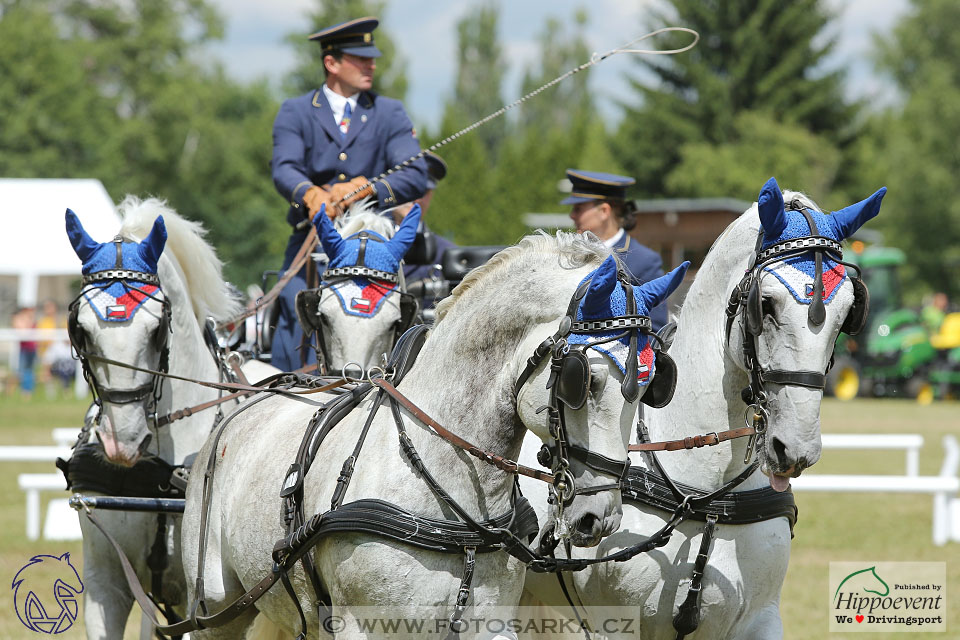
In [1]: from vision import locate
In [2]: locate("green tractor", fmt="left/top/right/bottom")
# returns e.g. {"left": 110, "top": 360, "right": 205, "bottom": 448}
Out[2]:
{"left": 828, "top": 245, "right": 938, "bottom": 402}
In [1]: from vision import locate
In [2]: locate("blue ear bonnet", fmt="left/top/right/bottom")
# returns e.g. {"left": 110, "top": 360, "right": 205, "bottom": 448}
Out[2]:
{"left": 79, "top": 240, "right": 163, "bottom": 322}
{"left": 762, "top": 206, "right": 847, "bottom": 305}
{"left": 567, "top": 271, "right": 655, "bottom": 385}
{"left": 81, "top": 240, "right": 157, "bottom": 279}
{"left": 762, "top": 206, "right": 841, "bottom": 248}
{"left": 325, "top": 231, "right": 399, "bottom": 274}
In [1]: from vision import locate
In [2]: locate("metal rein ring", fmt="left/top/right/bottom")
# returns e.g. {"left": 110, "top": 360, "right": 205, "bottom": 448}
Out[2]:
{"left": 341, "top": 361, "right": 365, "bottom": 384}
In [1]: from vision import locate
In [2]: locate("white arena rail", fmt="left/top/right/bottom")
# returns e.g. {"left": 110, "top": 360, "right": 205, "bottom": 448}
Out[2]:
{"left": 792, "top": 435, "right": 960, "bottom": 546}
{"left": 821, "top": 433, "right": 923, "bottom": 476}
{"left": 2, "top": 429, "right": 79, "bottom": 541}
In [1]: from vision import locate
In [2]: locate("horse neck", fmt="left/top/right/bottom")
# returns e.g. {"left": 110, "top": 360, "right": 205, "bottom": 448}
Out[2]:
{"left": 645, "top": 214, "right": 768, "bottom": 490}
{"left": 396, "top": 260, "right": 580, "bottom": 515}
{"left": 155, "top": 257, "right": 222, "bottom": 464}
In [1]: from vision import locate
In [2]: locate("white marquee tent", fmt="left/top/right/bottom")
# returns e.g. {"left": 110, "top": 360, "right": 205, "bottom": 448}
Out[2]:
{"left": 0, "top": 178, "right": 119, "bottom": 307}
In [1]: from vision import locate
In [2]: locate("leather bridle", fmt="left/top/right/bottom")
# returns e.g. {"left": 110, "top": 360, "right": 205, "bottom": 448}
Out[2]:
{"left": 298, "top": 230, "right": 419, "bottom": 374}
{"left": 513, "top": 270, "right": 654, "bottom": 523}
{"left": 724, "top": 202, "right": 866, "bottom": 462}
{"left": 68, "top": 239, "right": 174, "bottom": 432}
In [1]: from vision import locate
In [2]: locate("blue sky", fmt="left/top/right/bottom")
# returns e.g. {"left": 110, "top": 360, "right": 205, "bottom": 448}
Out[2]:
{"left": 203, "top": 0, "right": 909, "bottom": 131}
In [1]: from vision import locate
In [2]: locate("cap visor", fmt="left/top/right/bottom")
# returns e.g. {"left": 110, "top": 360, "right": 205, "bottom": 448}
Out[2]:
{"left": 560, "top": 195, "right": 597, "bottom": 205}
{"left": 341, "top": 44, "right": 383, "bottom": 58}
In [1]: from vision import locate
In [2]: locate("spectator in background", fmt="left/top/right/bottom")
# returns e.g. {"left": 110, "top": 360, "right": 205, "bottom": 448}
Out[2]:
{"left": 42, "top": 340, "right": 75, "bottom": 397}
{"left": 12, "top": 306, "right": 37, "bottom": 398}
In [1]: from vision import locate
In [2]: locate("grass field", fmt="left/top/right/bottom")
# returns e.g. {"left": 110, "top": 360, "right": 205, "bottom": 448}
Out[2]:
{"left": 0, "top": 392, "right": 956, "bottom": 638}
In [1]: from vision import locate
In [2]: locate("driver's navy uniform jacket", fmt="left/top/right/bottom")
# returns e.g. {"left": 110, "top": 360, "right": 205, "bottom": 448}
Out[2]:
{"left": 612, "top": 233, "right": 668, "bottom": 331}
{"left": 270, "top": 88, "right": 427, "bottom": 371}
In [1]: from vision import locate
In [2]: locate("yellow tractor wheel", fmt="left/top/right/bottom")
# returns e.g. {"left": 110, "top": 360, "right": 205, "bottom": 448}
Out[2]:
{"left": 833, "top": 365, "right": 860, "bottom": 401}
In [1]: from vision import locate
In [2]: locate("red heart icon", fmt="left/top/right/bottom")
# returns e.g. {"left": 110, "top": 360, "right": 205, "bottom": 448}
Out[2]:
{"left": 856, "top": 615, "right": 864, "bottom": 623}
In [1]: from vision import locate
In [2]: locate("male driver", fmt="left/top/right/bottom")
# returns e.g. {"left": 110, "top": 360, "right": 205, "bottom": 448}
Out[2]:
{"left": 562, "top": 169, "right": 668, "bottom": 329}
{"left": 270, "top": 17, "right": 427, "bottom": 370}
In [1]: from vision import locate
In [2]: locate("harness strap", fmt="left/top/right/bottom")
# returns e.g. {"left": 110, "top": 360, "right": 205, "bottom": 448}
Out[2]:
{"left": 673, "top": 514, "right": 718, "bottom": 639}
{"left": 762, "top": 369, "right": 826, "bottom": 389}
{"left": 627, "top": 426, "right": 756, "bottom": 452}
{"left": 372, "top": 378, "right": 555, "bottom": 484}
{"left": 81, "top": 351, "right": 341, "bottom": 399}
{"left": 443, "top": 547, "right": 476, "bottom": 639}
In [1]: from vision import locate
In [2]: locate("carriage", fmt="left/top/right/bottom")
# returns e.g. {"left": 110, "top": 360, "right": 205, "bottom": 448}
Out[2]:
{"left": 60, "top": 177, "right": 884, "bottom": 639}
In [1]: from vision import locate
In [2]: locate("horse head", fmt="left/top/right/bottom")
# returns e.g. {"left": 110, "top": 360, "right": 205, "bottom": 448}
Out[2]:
{"left": 729, "top": 177, "right": 884, "bottom": 489}
{"left": 66, "top": 209, "right": 171, "bottom": 466}
{"left": 518, "top": 254, "right": 689, "bottom": 547}
{"left": 300, "top": 203, "right": 420, "bottom": 373}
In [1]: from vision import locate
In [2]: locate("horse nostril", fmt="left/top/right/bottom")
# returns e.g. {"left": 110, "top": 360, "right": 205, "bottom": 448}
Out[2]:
{"left": 772, "top": 436, "right": 789, "bottom": 468}
{"left": 575, "top": 513, "right": 599, "bottom": 538}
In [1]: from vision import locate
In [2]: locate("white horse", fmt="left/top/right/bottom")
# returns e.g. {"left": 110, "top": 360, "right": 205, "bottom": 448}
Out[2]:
{"left": 180, "top": 233, "right": 688, "bottom": 639}
{"left": 64, "top": 198, "right": 276, "bottom": 639}
{"left": 296, "top": 204, "right": 422, "bottom": 374}
{"left": 520, "top": 178, "right": 886, "bottom": 639}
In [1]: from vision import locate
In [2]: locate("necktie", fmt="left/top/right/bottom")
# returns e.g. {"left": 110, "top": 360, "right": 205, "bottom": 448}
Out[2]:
{"left": 339, "top": 102, "right": 352, "bottom": 139}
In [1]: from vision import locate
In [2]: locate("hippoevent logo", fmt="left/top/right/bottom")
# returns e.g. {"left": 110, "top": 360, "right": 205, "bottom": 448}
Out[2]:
{"left": 11, "top": 553, "right": 84, "bottom": 634}
{"left": 829, "top": 562, "right": 946, "bottom": 633}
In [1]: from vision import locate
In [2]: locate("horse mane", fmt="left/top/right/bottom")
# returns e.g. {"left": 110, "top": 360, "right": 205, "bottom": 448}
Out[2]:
{"left": 781, "top": 189, "right": 822, "bottom": 212}
{"left": 117, "top": 196, "right": 242, "bottom": 322}
{"left": 434, "top": 231, "right": 609, "bottom": 323}
{"left": 335, "top": 199, "right": 394, "bottom": 238}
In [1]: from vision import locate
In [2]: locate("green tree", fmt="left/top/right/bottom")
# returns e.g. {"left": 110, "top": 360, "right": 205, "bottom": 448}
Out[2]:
{"left": 427, "top": 3, "right": 507, "bottom": 244}
{"left": 0, "top": 4, "right": 115, "bottom": 177}
{"left": 497, "top": 10, "right": 623, "bottom": 225}
{"left": 666, "top": 111, "right": 840, "bottom": 201}
{"left": 284, "top": 0, "right": 407, "bottom": 101}
{"left": 870, "top": 0, "right": 960, "bottom": 297}
{"left": 0, "top": 0, "right": 283, "bottom": 287}
{"left": 615, "top": 0, "right": 854, "bottom": 198}
{"left": 447, "top": 3, "right": 505, "bottom": 158}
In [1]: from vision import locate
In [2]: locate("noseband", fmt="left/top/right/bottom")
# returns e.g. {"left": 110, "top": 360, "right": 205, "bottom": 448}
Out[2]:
{"left": 724, "top": 201, "right": 869, "bottom": 461}
{"left": 68, "top": 237, "right": 172, "bottom": 427}
{"left": 514, "top": 271, "right": 655, "bottom": 522}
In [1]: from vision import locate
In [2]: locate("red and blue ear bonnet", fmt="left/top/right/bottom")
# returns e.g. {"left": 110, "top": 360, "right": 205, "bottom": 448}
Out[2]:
{"left": 312, "top": 204, "right": 420, "bottom": 318}
{"left": 567, "top": 256, "right": 689, "bottom": 386}
{"left": 757, "top": 177, "right": 885, "bottom": 311}
{"left": 66, "top": 209, "right": 167, "bottom": 322}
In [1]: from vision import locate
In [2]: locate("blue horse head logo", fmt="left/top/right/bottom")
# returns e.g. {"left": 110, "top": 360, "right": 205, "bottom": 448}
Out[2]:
{"left": 12, "top": 553, "right": 84, "bottom": 634}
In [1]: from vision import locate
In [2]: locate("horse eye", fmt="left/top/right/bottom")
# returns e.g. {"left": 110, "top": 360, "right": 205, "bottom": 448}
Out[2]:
{"left": 761, "top": 296, "right": 776, "bottom": 319}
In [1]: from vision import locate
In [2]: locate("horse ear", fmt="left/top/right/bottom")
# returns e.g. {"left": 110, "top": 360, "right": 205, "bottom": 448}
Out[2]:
{"left": 65, "top": 209, "right": 100, "bottom": 263}
{"left": 137, "top": 216, "right": 167, "bottom": 270}
{"left": 581, "top": 255, "right": 619, "bottom": 314}
{"left": 59, "top": 552, "right": 71, "bottom": 562}
{"left": 313, "top": 204, "right": 345, "bottom": 258}
{"left": 758, "top": 177, "right": 787, "bottom": 243}
{"left": 385, "top": 204, "right": 421, "bottom": 260}
{"left": 827, "top": 187, "right": 886, "bottom": 240}
{"left": 635, "top": 261, "right": 690, "bottom": 312}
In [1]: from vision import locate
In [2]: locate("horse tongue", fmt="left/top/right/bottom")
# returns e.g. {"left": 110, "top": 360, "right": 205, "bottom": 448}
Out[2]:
{"left": 769, "top": 474, "right": 791, "bottom": 493}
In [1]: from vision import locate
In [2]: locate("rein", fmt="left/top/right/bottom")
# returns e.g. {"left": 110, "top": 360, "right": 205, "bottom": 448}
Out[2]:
{"left": 372, "top": 378, "right": 555, "bottom": 484}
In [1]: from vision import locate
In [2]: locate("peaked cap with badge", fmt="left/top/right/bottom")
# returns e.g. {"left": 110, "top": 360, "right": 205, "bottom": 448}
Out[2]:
{"left": 308, "top": 17, "right": 383, "bottom": 58}
{"left": 560, "top": 170, "right": 635, "bottom": 205}
{"left": 561, "top": 168, "right": 669, "bottom": 330}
